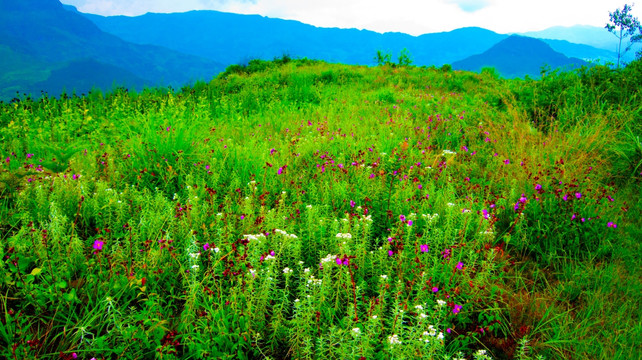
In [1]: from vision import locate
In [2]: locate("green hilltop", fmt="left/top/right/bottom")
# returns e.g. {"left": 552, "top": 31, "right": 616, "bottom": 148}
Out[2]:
{"left": 0, "top": 59, "right": 640, "bottom": 359}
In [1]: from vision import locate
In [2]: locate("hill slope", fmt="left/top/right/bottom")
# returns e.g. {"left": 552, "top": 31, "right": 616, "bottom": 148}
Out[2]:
{"left": 0, "top": 0, "right": 225, "bottom": 99}
{"left": 452, "top": 36, "right": 589, "bottom": 78}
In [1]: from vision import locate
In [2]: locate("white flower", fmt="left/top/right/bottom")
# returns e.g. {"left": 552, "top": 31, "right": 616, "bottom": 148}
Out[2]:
{"left": 372, "top": 315, "right": 378, "bottom": 319}
{"left": 380, "top": 275, "right": 388, "bottom": 280}
{"left": 306, "top": 204, "right": 313, "bottom": 209}
{"left": 388, "top": 334, "right": 401, "bottom": 345}
{"left": 447, "top": 203, "right": 455, "bottom": 207}
{"left": 415, "top": 305, "right": 424, "bottom": 311}
{"left": 189, "top": 253, "right": 200, "bottom": 259}
{"left": 213, "top": 247, "right": 220, "bottom": 253}
{"left": 437, "top": 300, "right": 447, "bottom": 307}
{"left": 352, "top": 328, "right": 361, "bottom": 335}
{"left": 304, "top": 268, "right": 310, "bottom": 273}
{"left": 283, "top": 267, "right": 293, "bottom": 274}
{"left": 419, "top": 313, "right": 428, "bottom": 318}
{"left": 437, "top": 332, "right": 444, "bottom": 340}
{"left": 191, "top": 265, "right": 199, "bottom": 270}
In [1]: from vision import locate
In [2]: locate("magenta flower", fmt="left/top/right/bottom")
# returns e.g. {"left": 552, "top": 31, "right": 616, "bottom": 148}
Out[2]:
{"left": 336, "top": 257, "right": 343, "bottom": 265}
{"left": 399, "top": 214, "right": 406, "bottom": 222}
{"left": 563, "top": 194, "right": 568, "bottom": 201}
{"left": 571, "top": 214, "right": 576, "bottom": 220}
{"left": 270, "top": 148, "right": 276, "bottom": 155}
{"left": 432, "top": 286, "right": 439, "bottom": 293}
{"left": 387, "top": 237, "right": 393, "bottom": 242}
{"left": 456, "top": 262, "right": 464, "bottom": 270}
{"left": 503, "top": 159, "right": 510, "bottom": 165}
{"left": 418, "top": 184, "right": 423, "bottom": 189}
{"left": 72, "top": 174, "right": 78, "bottom": 180}
{"left": 420, "top": 244, "right": 429, "bottom": 253}
{"left": 203, "top": 243, "right": 211, "bottom": 251}
{"left": 482, "top": 209, "right": 489, "bottom": 219}
{"left": 453, "top": 304, "right": 463, "bottom": 314}
{"left": 369, "top": 173, "right": 375, "bottom": 178}
{"left": 278, "top": 167, "right": 283, "bottom": 175}
{"left": 607, "top": 222, "right": 617, "bottom": 228}
{"left": 442, "top": 249, "right": 451, "bottom": 259}
{"left": 270, "top": 250, "right": 275, "bottom": 256}
{"left": 535, "top": 184, "right": 542, "bottom": 190}
{"left": 388, "top": 250, "right": 394, "bottom": 257}
{"left": 575, "top": 192, "right": 582, "bottom": 199}
{"left": 93, "top": 240, "right": 104, "bottom": 251}
{"left": 407, "top": 220, "right": 413, "bottom": 226}
{"left": 350, "top": 200, "right": 355, "bottom": 208}
{"left": 26, "top": 153, "right": 33, "bottom": 159}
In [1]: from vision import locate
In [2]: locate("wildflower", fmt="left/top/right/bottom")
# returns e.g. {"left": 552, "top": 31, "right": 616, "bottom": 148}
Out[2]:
{"left": 535, "top": 184, "right": 542, "bottom": 190}
{"left": 350, "top": 200, "right": 355, "bottom": 208}
{"left": 482, "top": 209, "right": 489, "bottom": 219}
{"left": 191, "top": 264, "right": 199, "bottom": 270}
{"left": 380, "top": 274, "right": 388, "bottom": 280}
{"left": 388, "top": 250, "right": 394, "bottom": 257}
{"left": 456, "top": 262, "right": 464, "bottom": 270}
{"left": 93, "top": 240, "right": 104, "bottom": 251}
{"left": 415, "top": 304, "right": 424, "bottom": 311}
{"left": 571, "top": 214, "right": 576, "bottom": 220}
{"left": 72, "top": 174, "right": 79, "bottom": 180}
{"left": 388, "top": 334, "right": 401, "bottom": 345}
{"left": 563, "top": 194, "right": 568, "bottom": 201}
{"left": 420, "top": 244, "right": 429, "bottom": 253}
{"left": 575, "top": 192, "right": 582, "bottom": 199}
{"left": 452, "top": 304, "right": 463, "bottom": 314}
{"left": 283, "top": 267, "right": 293, "bottom": 274}
{"left": 369, "top": 173, "right": 375, "bottom": 178}
{"left": 352, "top": 328, "right": 361, "bottom": 335}
{"left": 442, "top": 249, "right": 450, "bottom": 259}
{"left": 432, "top": 287, "right": 439, "bottom": 293}
{"left": 607, "top": 222, "right": 617, "bottom": 228}
{"left": 399, "top": 214, "right": 406, "bottom": 222}
{"left": 407, "top": 220, "right": 413, "bottom": 226}
{"left": 203, "top": 243, "right": 211, "bottom": 251}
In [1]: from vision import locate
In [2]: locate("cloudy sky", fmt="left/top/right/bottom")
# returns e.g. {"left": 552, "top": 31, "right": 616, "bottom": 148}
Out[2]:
{"left": 60, "top": 0, "right": 641, "bottom": 35}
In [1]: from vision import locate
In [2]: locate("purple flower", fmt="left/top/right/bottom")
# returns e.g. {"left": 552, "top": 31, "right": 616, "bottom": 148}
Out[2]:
{"left": 270, "top": 250, "right": 275, "bottom": 256}
{"left": 432, "top": 286, "right": 439, "bottom": 293}
{"left": 571, "top": 214, "right": 576, "bottom": 220}
{"left": 407, "top": 220, "right": 413, "bottom": 226}
{"left": 388, "top": 250, "right": 394, "bottom": 257}
{"left": 399, "top": 214, "right": 406, "bottom": 222}
{"left": 442, "top": 249, "right": 451, "bottom": 259}
{"left": 369, "top": 173, "right": 375, "bottom": 178}
{"left": 350, "top": 200, "right": 355, "bottom": 208}
{"left": 575, "top": 192, "right": 582, "bottom": 199}
{"left": 72, "top": 174, "right": 78, "bottom": 180}
{"left": 563, "top": 194, "right": 568, "bottom": 201}
{"left": 452, "top": 304, "right": 463, "bottom": 314}
{"left": 26, "top": 153, "right": 33, "bottom": 159}
{"left": 203, "top": 243, "right": 211, "bottom": 251}
{"left": 607, "top": 222, "right": 617, "bottom": 228}
{"left": 420, "top": 244, "right": 429, "bottom": 253}
{"left": 93, "top": 240, "right": 104, "bottom": 251}
{"left": 482, "top": 209, "right": 489, "bottom": 220}
{"left": 418, "top": 184, "right": 423, "bottom": 189}
{"left": 336, "top": 257, "right": 343, "bottom": 265}
{"left": 519, "top": 194, "right": 528, "bottom": 203}
{"left": 270, "top": 148, "right": 276, "bottom": 155}
{"left": 535, "top": 184, "right": 542, "bottom": 190}
{"left": 456, "top": 262, "right": 464, "bottom": 270}
{"left": 503, "top": 159, "right": 510, "bottom": 165}
{"left": 278, "top": 167, "right": 283, "bottom": 175}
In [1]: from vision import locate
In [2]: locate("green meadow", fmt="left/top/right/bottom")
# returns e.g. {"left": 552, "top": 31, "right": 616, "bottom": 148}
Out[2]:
{"left": 1, "top": 58, "right": 641, "bottom": 359}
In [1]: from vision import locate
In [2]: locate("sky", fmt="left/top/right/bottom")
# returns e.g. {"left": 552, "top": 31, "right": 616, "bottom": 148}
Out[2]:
{"left": 59, "top": 0, "right": 642, "bottom": 35}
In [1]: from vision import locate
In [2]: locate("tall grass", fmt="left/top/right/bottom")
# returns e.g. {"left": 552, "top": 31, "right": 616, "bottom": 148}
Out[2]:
{"left": 0, "top": 59, "right": 640, "bottom": 359}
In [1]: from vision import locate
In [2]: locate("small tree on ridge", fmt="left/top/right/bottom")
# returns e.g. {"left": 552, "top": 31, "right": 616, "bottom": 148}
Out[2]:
{"left": 606, "top": 3, "right": 642, "bottom": 68}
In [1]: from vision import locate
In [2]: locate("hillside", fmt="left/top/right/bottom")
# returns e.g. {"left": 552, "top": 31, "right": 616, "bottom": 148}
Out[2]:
{"left": 452, "top": 36, "right": 589, "bottom": 78}
{"left": 0, "top": 0, "right": 224, "bottom": 99}
{"left": 0, "top": 59, "right": 640, "bottom": 359}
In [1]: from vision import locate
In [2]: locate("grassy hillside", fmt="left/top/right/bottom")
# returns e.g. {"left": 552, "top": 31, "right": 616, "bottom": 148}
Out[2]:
{"left": 0, "top": 59, "right": 640, "bottom": 359}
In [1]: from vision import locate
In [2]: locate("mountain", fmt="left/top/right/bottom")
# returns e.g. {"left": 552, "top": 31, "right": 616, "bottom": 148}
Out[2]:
{"left": 0, "top": 0, "right": 225, "bottom": 100}
{"left": 520, "top": 25, "right": 618, "bottom": 51}
{"left": 452, "top": 36, "right": 589, "bottom": 78}
{"left": 79, "top": 10, "right": 509, "bottom": 67}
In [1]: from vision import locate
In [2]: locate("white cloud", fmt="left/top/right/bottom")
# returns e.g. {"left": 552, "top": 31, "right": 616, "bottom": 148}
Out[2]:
{"left": 60, "top": 0, "right": 642, "bottom": 35}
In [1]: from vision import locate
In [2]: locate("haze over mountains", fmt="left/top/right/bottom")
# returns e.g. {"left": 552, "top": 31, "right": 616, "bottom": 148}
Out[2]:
{"left": 0, "top": 0, "right": 632, "bottom": 100}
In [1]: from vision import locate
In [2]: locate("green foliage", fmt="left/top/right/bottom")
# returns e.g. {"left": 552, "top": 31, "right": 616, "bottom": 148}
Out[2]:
{"left": 0, "top": 58, "right": 640, "bottom": 360}
{"left": 605, "top": 4, "right": 642, "bottom": 68}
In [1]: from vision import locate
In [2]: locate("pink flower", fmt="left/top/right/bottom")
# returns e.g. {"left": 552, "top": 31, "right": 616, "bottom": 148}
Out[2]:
{"left": 203, "top": 243, "right": 211, "bottom": 251}
{"left": 350, "top": 200, "right": 355, "bottom": 208}
{"left": 420, "top": 244, "right": 429, "bottom": 253}
{"left": 453, "top": 304, "right": 463, "bottom": 314}
{"left": 93, "top": 240, "right": 104, "bottom": 251}
{"left": 399, "top": 215, "right": 406, "bottom": 222}
{"left": 388, "top": 250, "right": 394, "bottom": 257}
{"left": 456, "top": 262, "right": 464, "bottom": 270}
{"left": 432, "top": 286, "right": 439, "bottom": 293}
{"left": 407, "top": 220, "right": 413, "bottom": 226}
{"left": 607, "top": 222, "right": 617, "bottom": 228}
{"left": 575, "top": 192, "right": 582, "bottom": 199}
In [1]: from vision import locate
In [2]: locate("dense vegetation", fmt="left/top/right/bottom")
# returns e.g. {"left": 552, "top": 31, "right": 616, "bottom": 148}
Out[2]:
{"left": 0, "top": 59, "right": 640, "bottom": 359}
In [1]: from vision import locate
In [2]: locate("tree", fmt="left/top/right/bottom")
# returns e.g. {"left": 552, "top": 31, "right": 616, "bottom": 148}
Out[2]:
{"left": 374, "top": 50, "right": 392, "bottom": 66}
{"left": 397, "top": 48, "right": 413, "bottom": 67}
{"left": 606, "top": 4, "right": 642, "bottom": 68}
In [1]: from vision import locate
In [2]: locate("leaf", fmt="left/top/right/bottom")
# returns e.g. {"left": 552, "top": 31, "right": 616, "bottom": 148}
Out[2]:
{"left": 30, "top": 267, "right": 42, "bottom": 276}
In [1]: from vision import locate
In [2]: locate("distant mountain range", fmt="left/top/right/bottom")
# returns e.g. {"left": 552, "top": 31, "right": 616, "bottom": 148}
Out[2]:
{"left": 452, "top": 36, "right": 589, "bottom": 78}
{"left": 0, "top": 0, "right": 224, "bottom": 100}
{"left": 0, "top": 0, "right": 633, "bottom": 100}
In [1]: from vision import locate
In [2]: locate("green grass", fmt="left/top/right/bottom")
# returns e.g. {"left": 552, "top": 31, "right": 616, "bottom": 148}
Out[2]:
{"left": 0, "top": 59, "right": 640, "bottom": 359}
